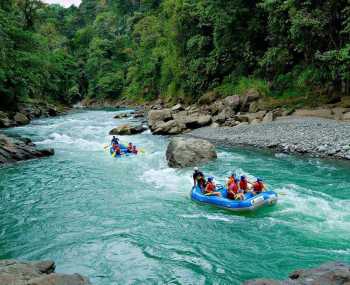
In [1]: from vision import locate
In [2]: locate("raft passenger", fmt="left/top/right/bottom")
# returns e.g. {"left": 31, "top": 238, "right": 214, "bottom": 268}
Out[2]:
{"left": 132, "top": 145, "right": 138, "bottom": 155}
{"left": 204, "top": 176, "right": 221, "bottom": 196}
{"left": 253, "top": 178, "right": 265, "bottom": 195}
{"left": 111, "top": 136, "right": 119, "bottom": 145}
{"left": 239, "top": 175, "right": 251, "bottom": 193}
{"left": 227, "top": 178, "right": 244, "bottom": 200}
{"left": 127, "top": 142, "right": 133, "bottom": 153}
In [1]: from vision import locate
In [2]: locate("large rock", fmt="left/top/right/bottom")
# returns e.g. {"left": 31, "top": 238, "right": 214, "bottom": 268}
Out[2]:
{"left": 0, "top": 111, "right": 14, "bottom": 128}
{"left": 153, "top": 120, "right": 186, "bottom": 135}
{"left": 166, "top": 137, "right": 217, "bottom": 168}
{"left": 147, "top": 109, "right": 173, "bottom": 130}
{"left": 0, "top": 134, "right": 54, "bottom": 164}
{"left": 293, "top": 108, "right": 333, "bottom": 119}
{"left": 0, "top": 259, "right": 91, "bottom": 285}
{"left": 182, "top": 115, "right": 212, "bottom": 129}
{"left": 244, "top": 262, "right": 350, "bottom": 285}
{"left": 240, "top": 89, "right": 261, "bottom": 111}
{"left": 114, "top": 113, "right": 130, "bottom": 119}
{"left": 262, "top": 111, "right": 275, "bottom": 123}
{"left": 109, "top": 124, "right": 147, "bottom": 135}
{"left": 223, "top": 95, "right": 240, "bottom": 110}
{"left": 213, "top": 108, "right": 234, "bottom": 124}
{"left": 13, "top": 112, "right": 30, "bottom": 125}
{"left": 171, "top": 104, "right": 185, "bottom": 112}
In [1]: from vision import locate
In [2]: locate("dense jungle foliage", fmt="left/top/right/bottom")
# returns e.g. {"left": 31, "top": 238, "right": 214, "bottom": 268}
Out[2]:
{"left": 1, "top": 0, "right": 349, "bottom": 109}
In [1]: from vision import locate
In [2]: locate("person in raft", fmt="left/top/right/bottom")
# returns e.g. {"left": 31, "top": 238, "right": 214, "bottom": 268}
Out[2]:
{"left": 132, "top": 145, "right": 138, "bottom": 155}
{"left": 227, "top": 177, "right": 244, "bottom": 200}
{"left": 204, "top": 176, "right": 221, "bottom": 196}
{"left": 227, "top": 173, "right": 235, "bottom": 189}
{"left": 127, "top": 142, "right": 133, "bottom": 153}
{"left": 239, "top": 175, "right": 251, "bottom": 193}
{"left": 193, "top": 167, "right": 206, "bottom": 189}
{"left": 253, "top": 178, "right": 265, "bottom": 195}
{"left": 114, "top": 144, "right": 122, "bottom": 156}
{"left": 111, "top": 136, "right": 119, "bottom": 145}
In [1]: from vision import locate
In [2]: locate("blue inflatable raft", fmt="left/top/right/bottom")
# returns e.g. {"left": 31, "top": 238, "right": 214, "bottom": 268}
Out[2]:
{"left": 191, "top": 185, "right": 278, "bottom": 211}
{"left": 110, "top": 144, "right": 135, "bottom": 158}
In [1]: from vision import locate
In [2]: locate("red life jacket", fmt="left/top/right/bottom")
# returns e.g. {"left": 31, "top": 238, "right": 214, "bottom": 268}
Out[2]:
{"left": 253, "top": 181, "right": 263, "bottom": 192}
{"left": 239, "top": 180, "right": 248, "bottom": 190}
{"left": 229, "top": 182, "right": 239, "bottom": 194}
{"left": 206, "top": 182, "right": 215, "bottom": 193}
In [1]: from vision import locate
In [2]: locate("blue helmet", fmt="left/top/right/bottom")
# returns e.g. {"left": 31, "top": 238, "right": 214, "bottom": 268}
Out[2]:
{"left": 241, "top": 175, "right": 246, "bottom": 180}
{"left": 207, "top": 176, "right": 214, "bottom": 181}
{"left": 257, "top": 177, "right": 263, "bottom": 182}
{"left": 235, "top": 178, "right": 240, "bottom": 182}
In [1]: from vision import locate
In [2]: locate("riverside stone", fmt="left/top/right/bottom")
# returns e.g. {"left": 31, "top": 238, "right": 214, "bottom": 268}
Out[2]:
{"left": 244, "top": 262, "right": 350, "bottom": 285}
{"left": 0, "top": 259, "right": 91, "bottom": 285}
{"left": 189, "top": 117, "right": 350, "bottom": 160}
{"left": 166, "top": 137, "right": 217, "bottom": 168}
{"left": 109, "top": 124, "right": 147, "bottom": 135}
{"left": 0, "top": 134, "right": 54, "bottom": 164}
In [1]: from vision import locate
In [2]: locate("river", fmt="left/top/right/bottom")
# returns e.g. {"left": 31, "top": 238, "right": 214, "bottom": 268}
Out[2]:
{"left": 0, "top": 110, "right": 350, "bottom": 284}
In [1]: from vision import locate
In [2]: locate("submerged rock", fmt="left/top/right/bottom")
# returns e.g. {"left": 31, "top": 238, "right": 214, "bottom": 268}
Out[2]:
{"left": 0, "top": 134, "right": 54, "bottom": 165}
{"left": 166, "top": 137, "right": 217, "bottom": 168}
{"left": 244, "top": 262, "right": 350, "bottom": 285}
{"left": 0, "top": 259, "right": 91, "bottom": 285}
{"left": 109, "top": 124, "right": 147, "bottom": 135}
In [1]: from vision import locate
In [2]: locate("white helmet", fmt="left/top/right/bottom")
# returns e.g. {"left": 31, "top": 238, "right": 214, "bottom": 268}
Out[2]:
{"left": 193, "top": 167, "right": 199, "bottom": 171}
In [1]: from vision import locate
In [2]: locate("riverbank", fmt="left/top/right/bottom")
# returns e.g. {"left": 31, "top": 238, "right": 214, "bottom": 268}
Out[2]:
{"left": 189, "top": 116, "right": 350, "bottom": 160}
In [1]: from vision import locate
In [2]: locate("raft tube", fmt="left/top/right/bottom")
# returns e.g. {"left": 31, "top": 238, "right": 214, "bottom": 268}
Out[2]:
{"left": 191, "top": 185, "right": 278, "bottom": 211}
{"left": 110, "top": 144, "right": 135, "bottom": 158}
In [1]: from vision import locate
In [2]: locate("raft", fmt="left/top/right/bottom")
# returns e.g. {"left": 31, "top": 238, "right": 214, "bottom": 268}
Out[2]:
{"left": 191, "top": 185, "right": 278, "bottom": 211}
{"left": 109, "top": 144, "right": 135, "bottom": 158}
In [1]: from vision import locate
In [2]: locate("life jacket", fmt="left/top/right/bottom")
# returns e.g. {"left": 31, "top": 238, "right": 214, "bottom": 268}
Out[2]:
{"left": 227, "top": 177, "right": 235, "bottom": 187}
{"left": 115, "top": 147, "right": 121, "bottom": 154}
{"left": 239, "top": 179, "right": 248, "bottom": 191}
{"left": 253, "top": 181, "right": 263, "bottom": 192}
{"left": 206, "top": 181, "right": 215, "bottom": 193}
{"left": 229, "top": 182, "right": 239, "bottom": 194}
{"left": 127, "top": 146, "right": 132, "bottom": 152}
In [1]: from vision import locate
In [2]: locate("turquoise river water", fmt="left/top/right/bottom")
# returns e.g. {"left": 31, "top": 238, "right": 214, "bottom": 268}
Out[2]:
{"left": 0, "top": 110, "right": 350, "bottom": 284}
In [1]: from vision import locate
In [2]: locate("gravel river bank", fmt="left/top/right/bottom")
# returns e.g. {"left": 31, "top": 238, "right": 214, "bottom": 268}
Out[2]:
{"left": 190, "top": 116, "right": 350, "bottom": 160}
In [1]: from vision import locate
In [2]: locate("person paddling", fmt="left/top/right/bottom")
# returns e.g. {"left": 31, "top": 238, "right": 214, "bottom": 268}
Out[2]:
{"left": 127, "top": 142, "right": 133, "bottom": 153}
{"left": 253, "top": 178, "right": 265, "bottom": 195}
{"left": 204, "top": 176, "right": 221, "bottom": 196}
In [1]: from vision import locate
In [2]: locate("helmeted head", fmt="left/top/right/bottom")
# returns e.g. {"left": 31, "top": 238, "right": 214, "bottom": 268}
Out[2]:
{"left": 133, "top": 145, "right": 136, "bottom": 149}
{"left": 113, "top": 136, "right": 115, "bottom": 139}
{"left": 207, "top": 176, "right": 214, "bottom": 182}
{"left": 241, "top": 175, "right": 246, "bottom": 181}
{"left": 231, "top": 173, "right": 235, "bottom": 178}
{"left": 129, "top": 142, "right": 132, "bottom": 145}
{"left": 193, "top": 167, "right": 199, "bottom": 172}
{"left": 235, "top": 178, "right": 240, "bottom": 183}
{"left": 257, "top": 177, "right": 263, "bottom": 182}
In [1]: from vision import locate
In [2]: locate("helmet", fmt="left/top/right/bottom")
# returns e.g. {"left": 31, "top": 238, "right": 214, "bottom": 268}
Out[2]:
{"left": 231, "top": 173, "right": 235, "bottom": 177}
{"left": 207, "top": 176, "right": 214, "bottom": 181}
{"left": 113, "top": 136, "right": 115, "bottom": 138}
{"left": 241, "top": 175, "right": 246, "bottom": 180}
{"left": 235, "top": 178, "right": 240, "bottom": 182}
{"left": 257, "top": 177, "right": 263, "bottom": 182}
{"left": 129, "top": 142, "right": 132, "bottom": 144}
{"left": 193, "top": 167, "right": 199, "bottom": 171}
{"left": 133, "top": 145, "right": 136, "bottom": 147}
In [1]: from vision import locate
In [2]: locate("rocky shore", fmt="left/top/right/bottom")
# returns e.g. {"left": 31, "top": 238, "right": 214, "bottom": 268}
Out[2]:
{"left": 0, "top": 259, "right": 91, "bottom": 285}
{"left": 0, "top": 134, "right": 54, "bottom": 165}
{"left": 245, "top": 261, "right": 350, "bottom": 285}
{"left": 189, "top": 116, "right": 350, "bottom": 160}
{"left": 0, "top": 102, "right": 68, "bottom": 129}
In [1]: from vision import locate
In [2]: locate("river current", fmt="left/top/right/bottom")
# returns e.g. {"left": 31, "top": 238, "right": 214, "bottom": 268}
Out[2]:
{"left": 0, "top": 110, "right": 350, "bottom": 284}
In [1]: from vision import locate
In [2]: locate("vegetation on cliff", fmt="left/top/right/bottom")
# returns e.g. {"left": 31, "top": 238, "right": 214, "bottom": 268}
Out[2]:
{"left": 1, "top": 0, "right": 349, "bottom": 109}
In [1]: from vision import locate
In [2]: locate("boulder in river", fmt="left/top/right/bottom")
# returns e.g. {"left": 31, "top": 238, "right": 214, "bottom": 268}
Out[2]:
{"left": 166, "top": 137, "right": 217, "bottom": 168}
{"left": 244, "top": 261, "right": 350, "bottom": 285}
{"left": 148, "top": 109, "right": 173, "bottom": 130}
{"left": 0, "top": 111, "right": 14, "bottom": 128}
{"left": 0, "top": 134, "right": 54, "bottom": 164}
{"left": 0, "top": 259, "right": 91, "bottom": 285}
{"left": 114, "top": 113, "right": 130, "bottom": 119}
{"left": 109, "top": 124, "right": 147, "bottom": 135}
{"left": 13, "top": 112, "right": 30, "bottom": 126}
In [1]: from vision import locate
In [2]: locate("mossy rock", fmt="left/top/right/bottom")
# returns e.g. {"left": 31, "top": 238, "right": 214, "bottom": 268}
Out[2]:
{"left": 198, "top": 91, "right": 218, "bottom": 105}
